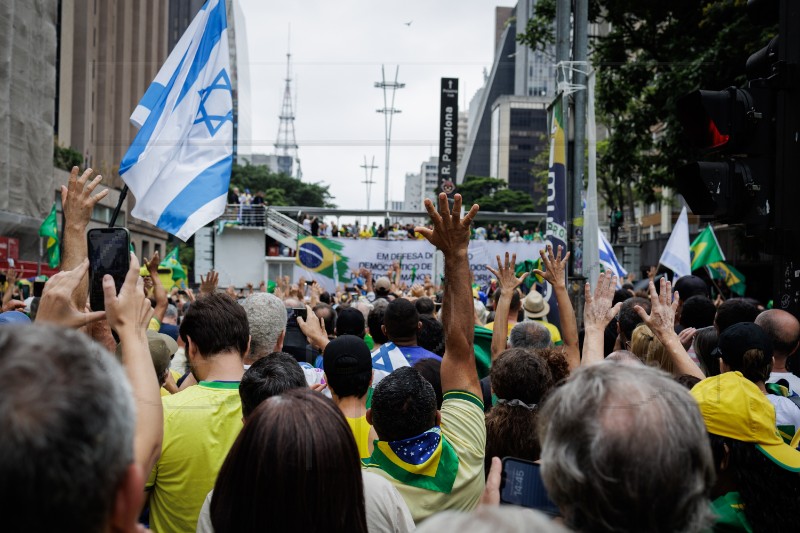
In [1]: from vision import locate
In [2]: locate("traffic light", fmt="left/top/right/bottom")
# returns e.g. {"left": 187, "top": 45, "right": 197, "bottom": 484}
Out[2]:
{"left": 675, "top": 83, "right": 774, "bottom": 226}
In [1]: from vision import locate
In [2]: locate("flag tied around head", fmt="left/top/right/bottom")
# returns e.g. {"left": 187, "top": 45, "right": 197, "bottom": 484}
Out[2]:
{"left": 599, "top": 229, "right": 627, "bottom": 286}
{"left": 38, "top": 203, "right": 60, "bottom": 268}
{"left": 159, "top": 247, "right": 187, "bottom": 280}
{"left": 120, "top": 0, "right": 233, "bottom": 241}
{"left": 658, "top": 207, "right": 691, "bottom": 279}
{"left": 690, "top": 225, "right": 726, "bottom": 271}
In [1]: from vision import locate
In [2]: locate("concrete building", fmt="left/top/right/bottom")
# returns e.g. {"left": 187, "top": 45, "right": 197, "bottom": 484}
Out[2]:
{"left": 421, "top": 157, "right": 439, "bottom": 202}
{"left": 56, "top": 0, "right": 170, "bottom": 256}
{"left": 404, "top": 172, "right": 423, "bottom": 214}
{"left": 0, "top": 0, "right": 59, "bottom": 262}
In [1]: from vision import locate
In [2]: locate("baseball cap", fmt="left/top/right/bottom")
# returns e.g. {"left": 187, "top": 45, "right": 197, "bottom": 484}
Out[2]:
{"left": 322, "top": 335, "right": 372, "bottom": 376}
{"left": 0, "top": 311, "right": 31, "bottom": 325}
{"left": 522, "top": 291, "right": 550, "bottom": 320}
{"left": 673, "top": 275, "right": 710, "bottom": 300}
{"left": 116, "top": 330, "right": 178, "bottom": 376}
{"left": 691, "top": 371, "right": 800, "bottom": 472}
{"left": 374, "top": 277, "right": 392, "bottom": 294}
{"left": 336, "top": 307, "right": 366, "bottom": 337}
{"left": 713, "top": 322, "right": 773, "bottom": 369}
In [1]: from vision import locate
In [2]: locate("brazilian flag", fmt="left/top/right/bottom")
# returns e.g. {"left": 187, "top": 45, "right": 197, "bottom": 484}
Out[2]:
{"left": 38, "top": 203, "right": 60, "bottom": 268}
{"left": 295, "top": 237, "right": 350, "bottom": 283}
{"left": 708, "top": 261, "right": 746, "bottom": 296}
{"left": 514, "top": 258, "right": 544, "bottom": 289}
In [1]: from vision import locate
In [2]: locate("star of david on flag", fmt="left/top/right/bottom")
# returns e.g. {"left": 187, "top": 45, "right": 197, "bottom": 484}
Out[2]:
{"left": 119, "top": 0, "right": 233, "bottom": 241}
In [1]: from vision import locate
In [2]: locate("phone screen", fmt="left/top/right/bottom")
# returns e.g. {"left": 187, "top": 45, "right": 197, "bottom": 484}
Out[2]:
{"left": 500, "top": 457, "right": 559, "bottom": 516}
{"left": 87, "top": 228, "right": 130, "bottom": 311}
{"left": 33, "top": 280, "right": 45, "bottom": 298}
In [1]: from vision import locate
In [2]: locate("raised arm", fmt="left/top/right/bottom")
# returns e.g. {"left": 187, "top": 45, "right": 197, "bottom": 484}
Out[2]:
{"left": 415, "top": 194, "right": 481, "bottom": 397}
{"left": 60, "top": 167, "right": 109, "bottom": 309}
{"left": 146, "top": 251, "right": 168, "bottom": 324}
{"left": 582, "top": 271, "right": 622, "bottom": 366}
{"left": 104, "top": 254, "right": 162, "bottom": 474}
{"left": 635, "top": 278, "right": 705, "bottom": 380}
{"left": 533, "top": 245, "right": 579, "bottom": 370}
{"left": 486, "top": 253, "right": 528, "bottom": 363}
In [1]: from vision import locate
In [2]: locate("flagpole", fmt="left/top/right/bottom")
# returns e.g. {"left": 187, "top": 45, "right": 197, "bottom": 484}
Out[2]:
{"left": 109, "top": 185, "right": 128, "bottom": 228}
{"left": 705, "top": 266, "right": 727, "bottom": 302}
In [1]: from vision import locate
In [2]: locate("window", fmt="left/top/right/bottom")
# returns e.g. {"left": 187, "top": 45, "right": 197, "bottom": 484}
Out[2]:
{"left": 142, "top": 241, "right": 150, "bottom": 260}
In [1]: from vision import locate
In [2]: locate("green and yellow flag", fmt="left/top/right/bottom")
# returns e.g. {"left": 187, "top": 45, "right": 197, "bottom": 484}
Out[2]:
{"left": 295, "top": 236, "right": 350, "bottom": 283}
{"left": 159, "top": 247, "right": 187, "bottom": 280}
{"left": 690, "top": 225, "right": 725, "bottom": 271}
{"left": 708, "top": 262, "right": 746, "bottom": 296}
{"left": 38, "top": 203, "right": 60, "bottom": 268}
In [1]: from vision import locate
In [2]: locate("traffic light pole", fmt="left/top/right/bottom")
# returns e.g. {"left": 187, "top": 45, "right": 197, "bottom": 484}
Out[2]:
{"left": 773, "top": 0, "right": 800, "bottom": 318}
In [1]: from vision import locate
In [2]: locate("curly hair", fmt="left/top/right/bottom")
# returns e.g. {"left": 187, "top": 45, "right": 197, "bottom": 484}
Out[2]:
{"left": 485, "top": 349, "right": 554, "bottom": 471}
{"left": 536, "top": 347, "right": 570, "bottom": 385}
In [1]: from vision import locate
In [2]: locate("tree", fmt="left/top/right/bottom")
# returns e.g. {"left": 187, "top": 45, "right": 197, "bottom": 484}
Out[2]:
{"left": 518, "top": 0, "right": 777, "bottom": 207}
{"left": 230, "top": 163, "right": 335, "bottom": 207}
{"left": 459, "top": 176, "right": 537, "bottom": 212}
{"left": 53, "top": 142, "right": 83, "bottom": 171}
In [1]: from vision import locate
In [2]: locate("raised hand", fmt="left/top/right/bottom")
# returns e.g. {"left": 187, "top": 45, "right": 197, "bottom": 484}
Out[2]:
{"left": 584, "top": 270, "right": 621, "bottom": 332}
{"left": 635, "top": 277, "right": 679, "bottom": 340}
{"left": 414, "top": 193, "right": 479, "bottom": 257}
{"left": 34, "top": 259, "right": 106, "bottom": 328}
{"left": 104, "top": 253, "right": 153, "bottom": 336}
{"left": 199, "top": 270, "right": 219, "bottom": 295}
{"left": 61, "top": 167, "right": 109, "bottom": 229}
{"left": 486, "top": 252, "right": 528, "bottom": 291}
{"left": 146, "top": 251, "right": 161, "bottom": 275}
{"left": 533, "top": 244, "right": 570, "bottom": 289}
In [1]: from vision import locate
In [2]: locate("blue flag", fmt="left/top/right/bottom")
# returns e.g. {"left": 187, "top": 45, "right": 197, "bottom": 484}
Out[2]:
{"left": 599, "top": 229, "right": 627, "bottom": 286}
{"left": 120, "top": 0, "right": 233, "bottom": 241}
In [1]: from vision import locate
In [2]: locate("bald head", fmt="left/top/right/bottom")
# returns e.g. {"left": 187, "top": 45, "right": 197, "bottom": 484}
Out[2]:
{"left": 605, "top": 350, "right": 643, "bottom": 365}
{"left": 755, "top": 310, "right": 800, "bottom": 358}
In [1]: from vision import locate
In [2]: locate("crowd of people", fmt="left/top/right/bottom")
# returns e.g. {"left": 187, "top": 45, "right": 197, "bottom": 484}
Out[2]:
{"left": 2, "top": 166, "right": 800, "bottom": 532}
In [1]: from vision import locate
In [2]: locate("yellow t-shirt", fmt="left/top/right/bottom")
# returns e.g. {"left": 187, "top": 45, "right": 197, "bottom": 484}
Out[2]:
{"left": 485, "top": 319, "right": 563, "bottom": 346}
{"left": 347, "top": 414, "right": 373, "bottom": 460}
{"left": 364, "top": 390, "right": 486, "bottom": 522}
{"left": 146, "top": 381, "right": 243, "bottom": 533}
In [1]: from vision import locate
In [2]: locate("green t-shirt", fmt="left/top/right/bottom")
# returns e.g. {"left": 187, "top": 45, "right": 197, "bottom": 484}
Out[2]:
{"left": 711, "top": 492, "right": 751, "bottom": 532}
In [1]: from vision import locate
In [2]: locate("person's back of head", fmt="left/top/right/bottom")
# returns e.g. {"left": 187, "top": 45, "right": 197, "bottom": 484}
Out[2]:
{"left": 486, "top": 349, "right": 554, "bottom": 467}
{"left": 383, "top": 298, "right": 419, "bottom": 343}
{"left": 694, "top": 326, "right": 720, "bottom": 376}
{"left": 717, "top": 322, "right": 773, "bottom": 383}
{"left": 674, "top": 275, "right": 710, "bottom": 302}
{"left": 680, "top": 295, "right": 717, "bottom": 329}
{"left": 715, "top": 298, "right": 759, "bottom": 333}
{"left": 413, "top": 358, "right": 443, "bottom": 408}
{"left": 164, "top": 303, "right": 179, "bottom": 324}
{"left": 313, "top": 303, "right": 337, "bottom": 337}
{"left": 211, "top": 389, "right": 368, "bottom": 532}
{"left": 181, "top": 292, "right": 250, "bottom": 357}
{"left": 370, "top": 366, "right": 437, "bottom": 442}
{"left": 239, "top": 352, "right": 308, "bottom": 418}
{"left": 367, "top": 300, "right": 390, "bottom": 346}
{"left": 415, "top": 297, "right": 435, "bottom": 317}
{"left": 509, "top": 321, "right": 552, "bottom": 349}
{"left": 631, "top": 323, "right": 673, "bottom": 374}
{"left": 335, "top": 307, "right": 366, "bottom": 338}
{"left": 605, "top": 350, "right": 643, "bottom": 365}
{"left": 538, "top": 363, "right": 715, "bottom": 532}
{"left": 241, "top": 293, "right": 287, "bottom": 358}
{"left": 0, "top": 326, "right": 136, "bottom": 533}
{"left": 323, "top": 335, "right": 373, "bottom": 399}
{"left": 493, "top": 288, "right": 522, "bottom": 312}
{"left": 417, "top": 314, "right": 445, "bottom": 357}
{"left": 613, "top": 289, "right": 632, "bottom": 305}
{"left": 618, "top": 297, "right": 650, "bottom": 343}
{"left": 755, "top": 309, "right": 800, "bottom": 359}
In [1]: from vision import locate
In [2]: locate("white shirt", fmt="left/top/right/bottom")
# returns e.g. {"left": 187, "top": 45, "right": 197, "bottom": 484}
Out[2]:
{"left": 768, "top": 371, "right": 800, "bottom": 395}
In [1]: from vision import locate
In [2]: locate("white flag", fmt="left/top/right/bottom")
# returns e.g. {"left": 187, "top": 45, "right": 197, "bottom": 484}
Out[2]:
{"left": 120, "top": 0, "right": 233, "bottom": 241}
{"left": 599, "top": 229, "right": 627, "bottom": 286}
{"left": 658, "top": 206, "right": 691, "bottom": 278}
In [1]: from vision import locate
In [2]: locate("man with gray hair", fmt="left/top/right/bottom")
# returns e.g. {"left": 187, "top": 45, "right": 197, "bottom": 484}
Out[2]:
{"left": 241, "top": 292, "right": 287, "bottom": 366}
{"left": 508, "top": 321, "right": 552, "bottom": 349}
{"left": 537, "top": 362, "right": 715, "bottom": 532}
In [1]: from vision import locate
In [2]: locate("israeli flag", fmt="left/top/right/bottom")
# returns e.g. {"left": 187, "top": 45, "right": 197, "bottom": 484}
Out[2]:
{"left": 599, "top": 229, "right": 627, "bottom": 286}
{"left": 120, "top": 0, "right": 232, "bottom": 241}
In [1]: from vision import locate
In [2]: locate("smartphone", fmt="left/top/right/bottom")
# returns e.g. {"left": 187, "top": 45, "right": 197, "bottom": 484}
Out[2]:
{"left": 20, "top": 284, "right": 30, "bottom": 300}
{"left": 305, "top": 280, "right": 315, "bottom": 286}
{"left": 500, "top": 457, "right": 559, "bottom": 516}
{"left": 87, "top": 228, "right": 130, "bottom": 311}
{"left": 33, "top": 280, "right": 45, "bottom": 298}
{"left": 291, "top": 307, "right": 307, "bottom": 321}
{"left": 0, "top": 273, "right": 6, "bottom": 284}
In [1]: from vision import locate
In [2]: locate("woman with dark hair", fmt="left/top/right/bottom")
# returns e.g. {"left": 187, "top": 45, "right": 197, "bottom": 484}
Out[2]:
{"left": 484, "top": 348, "right": 554, "bottom": 473}
{"left": 693, "top": 326, "right": 719, "bottom": 377}
{"left": 207, "top": 389, "right": 369, "bottom": 532}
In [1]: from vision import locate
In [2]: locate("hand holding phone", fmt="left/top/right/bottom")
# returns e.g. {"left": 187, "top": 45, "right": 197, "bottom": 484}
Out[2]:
{"left": 499, "top": 457, "right": 559, "bottom": 516}
{"left": 87, "top": 228, "right": 131, "bottom": 311}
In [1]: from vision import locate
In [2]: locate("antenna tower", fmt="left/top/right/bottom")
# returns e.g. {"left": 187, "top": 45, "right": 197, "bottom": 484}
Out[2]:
{"left": 375, "top": 65, "right": 404, "bottom": 212}
{"left": 360, "top": 156, "right": 378, "bottom": 210}
{"left": 275, "top": 33, "right": 300, "bottom": 179}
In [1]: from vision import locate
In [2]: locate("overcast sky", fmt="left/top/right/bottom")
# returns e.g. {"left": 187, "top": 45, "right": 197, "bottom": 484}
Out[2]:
{"left": 237, "top": 0, "right": 517, "bottom": 210}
